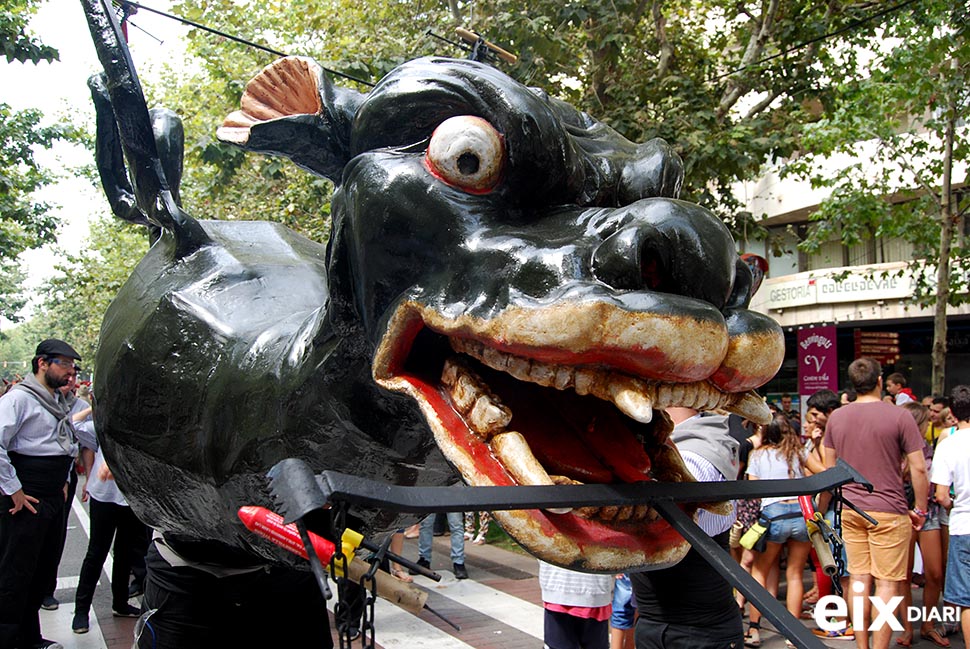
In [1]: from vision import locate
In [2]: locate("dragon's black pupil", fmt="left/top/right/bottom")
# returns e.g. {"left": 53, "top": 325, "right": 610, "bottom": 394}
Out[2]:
{"left": 457, "top": 152, "right": 480, "bottom": 175}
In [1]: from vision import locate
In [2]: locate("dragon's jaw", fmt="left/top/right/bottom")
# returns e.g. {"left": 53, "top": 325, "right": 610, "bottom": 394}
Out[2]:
{"left": 373, "top": 300, "right": 772, "bottom": 571}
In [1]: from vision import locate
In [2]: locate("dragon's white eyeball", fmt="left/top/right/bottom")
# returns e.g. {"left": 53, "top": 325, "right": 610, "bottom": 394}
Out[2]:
{"left": 425, "top": 115, "right": 504, "bottom": 193}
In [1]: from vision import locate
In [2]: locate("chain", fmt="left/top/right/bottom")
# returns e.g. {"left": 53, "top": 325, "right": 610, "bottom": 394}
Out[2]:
{"left": 330, "top": 504, "right": 354, "bottom": 649}
{"left": 832, "top": 487, "right": 845, "bottom": 597}
{"left": 359, "top": 554, "right": 379, "bottom": 649}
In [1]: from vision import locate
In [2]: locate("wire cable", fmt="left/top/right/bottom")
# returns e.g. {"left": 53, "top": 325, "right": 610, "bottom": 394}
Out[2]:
{"left": 117, "top": 0, "right": 375, "bottom": 87}
{"left": 710, "top": 0, "right": 923, "bottom": 81}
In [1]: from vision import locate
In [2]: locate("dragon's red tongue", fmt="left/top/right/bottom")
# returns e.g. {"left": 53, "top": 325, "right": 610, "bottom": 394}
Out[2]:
{"left": 575, "top": 411, "right": 652, "bottom": 483}
{"left": 491, "top": 372, "right": 652, "bottom": 484}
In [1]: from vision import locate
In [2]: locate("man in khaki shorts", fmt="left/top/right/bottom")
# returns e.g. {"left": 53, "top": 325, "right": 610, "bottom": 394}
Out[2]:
{"left": 819, "top": 357, "right": 928, "bottom": 649}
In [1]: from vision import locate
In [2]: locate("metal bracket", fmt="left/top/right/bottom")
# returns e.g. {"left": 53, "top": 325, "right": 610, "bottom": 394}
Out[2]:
{"left": 270, "top": 458, "right": 871, "bottom": 522}
{"left": 268, "top": 458, "right": 873, "bottom": 649}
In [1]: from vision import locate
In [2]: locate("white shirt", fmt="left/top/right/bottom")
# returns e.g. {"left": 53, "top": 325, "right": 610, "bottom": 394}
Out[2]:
{"left": 931, "top": 431, "right": 970, "bottom": 536}
{"left": 681, "top": 450, "right": 736, "bottom": 535}
{"left": 0, "top": 389, "right": 72, "bottom": 494}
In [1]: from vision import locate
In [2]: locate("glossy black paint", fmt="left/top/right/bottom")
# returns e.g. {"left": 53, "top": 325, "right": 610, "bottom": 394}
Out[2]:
{"left": 82, "top": 0, "right": 774, "bottom": 565}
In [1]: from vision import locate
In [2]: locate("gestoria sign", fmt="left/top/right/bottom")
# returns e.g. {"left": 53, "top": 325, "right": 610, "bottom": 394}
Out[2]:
{"left": 763, "top": 263, "right": 914, "bottom": 310}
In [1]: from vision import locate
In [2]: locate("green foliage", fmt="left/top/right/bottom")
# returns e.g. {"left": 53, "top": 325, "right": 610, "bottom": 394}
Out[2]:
{"left": 0, "top": 103, "right": 79, "bottom": 321}
{"left": 0, "top": 325, "right": 35, "bottom": 382}
{"left": 784, "top": 0, "right": 969, "bottom": 307}
{"left": 29, "top": 216, "right": 150, "bottom": 363}
{"left": 144, "top": 0, "right": 886, "bottom": 245}
{"left": 0, "top": 0, "right": 58, "bottom": 64}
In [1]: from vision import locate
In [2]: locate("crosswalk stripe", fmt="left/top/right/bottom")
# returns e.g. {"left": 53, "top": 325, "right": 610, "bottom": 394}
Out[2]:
{"left": 326, "top": 593, "right": 480, "bottom": 648}
{"left": 412, "top": 572, "right": 544, "bottom": 640}
{"left": 321, "top": 568, "right": 544, "bottom": 647}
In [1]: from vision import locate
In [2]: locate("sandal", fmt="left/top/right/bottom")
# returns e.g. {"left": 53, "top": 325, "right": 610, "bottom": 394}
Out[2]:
{"left": 744, "top": 621, "right": 761, "bottom": 648}
{"left": 896, "top": 633, "right": 913, "bottom": 647}
{"left": 922, "top": 627, "right": 951, "bottom": 648}
{"left": 390, "top": 567, "right": 413, "bottom": 583}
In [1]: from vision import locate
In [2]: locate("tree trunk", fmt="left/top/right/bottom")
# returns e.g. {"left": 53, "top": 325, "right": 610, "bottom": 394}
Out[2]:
{"left": 931, "top": 63, "right": 957, "bottom": 395}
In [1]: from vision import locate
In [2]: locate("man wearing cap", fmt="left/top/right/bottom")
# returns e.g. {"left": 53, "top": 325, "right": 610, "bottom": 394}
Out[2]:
{"left": 0, "top": 339, "right": 83, "bottom": 649}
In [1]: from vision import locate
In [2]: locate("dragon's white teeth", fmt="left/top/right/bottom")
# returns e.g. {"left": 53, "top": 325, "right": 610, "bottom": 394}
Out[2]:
{"left": 481, "top": 345, "right": 509, "bottom": 371}
{"left": 553, "top": 366, "right": 574, "bottom": 390}
{"left": 611, "top": 382, "right": 654, "bottom": 423}
{"left": 507, "top": 356, "right": 532, "bottom": 380}
{"left": 723, "top": 391, "right": 772, "bottom": 425}
{"left": 598, "top": 506, "right": 619, "bottom": 521}
{"left": 489, "top": 430, "right": 565, "bottom": 503}
{"left": 452, "top": 373, "right": 479, "bottom": 412}
{"left": 469, "top": 395, "right": 512, "bottom": 438}
{"left": 574, "top": 368, "right": 596, "bottom": 396}
{"left": 451, "top": 337, "right": 758, "bottom": 423}
{"left": 441, "top": 360, "right": 459, "bottom": 387}
{"left": 443, "top": 358, "right": 510, "bottom": 435}
{"left": 528, "top": 363, "right": 556, "bottom": 386}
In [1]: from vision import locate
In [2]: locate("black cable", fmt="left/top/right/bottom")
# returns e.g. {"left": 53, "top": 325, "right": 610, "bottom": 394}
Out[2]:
{"left": 711, "top": 0, "right": 923, "bottom": 82}
{"left": 117, "top": 0, "right": 376, "bottom": 87}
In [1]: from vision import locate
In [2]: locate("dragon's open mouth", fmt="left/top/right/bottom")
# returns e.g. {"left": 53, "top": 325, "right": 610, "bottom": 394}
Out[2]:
{"left": 374, "top": 300, "right": 772, "bottom": 571}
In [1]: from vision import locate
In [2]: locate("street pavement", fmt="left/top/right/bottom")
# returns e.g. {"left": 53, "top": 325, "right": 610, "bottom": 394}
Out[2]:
{"left": 42, "top": 499, "right": 966, "bottom": 649}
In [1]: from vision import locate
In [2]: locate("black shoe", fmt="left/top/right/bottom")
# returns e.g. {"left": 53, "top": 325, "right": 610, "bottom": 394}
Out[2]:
{"left": 408, "top": 557, "right": 431, "bottom": 575}
{"left": 40, "top": 595, "right": 59, "bottom": 611}
{"left": 33, "top": 640, "right": 64, "bottom": 649}
{"left": 453, "top": 562, "right": 469, "bottom": 579}
{"left": 72, "top": 612, "right": 90, "bottom": 634}
{"left": 129, "top": 580, "right": 144, "bottom": 598}
{"left": 113, "top": 603, "right": 141, "bottom": 618}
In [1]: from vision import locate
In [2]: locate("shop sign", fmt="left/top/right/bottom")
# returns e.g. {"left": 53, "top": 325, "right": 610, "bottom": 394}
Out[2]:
{"left": 854, "top": 330, "right": 900, "bottom": 365}
{"left": 760, "top": 264, "right": 915, "bottom": 311}
{"left": 815, "top": 271, "right": 912, "bottom": 304}
{"left": 798, "top": 325, "right": 839, "bottom": 394}
{"left": 766, "top": 278, "right": 817, "bottom": 308}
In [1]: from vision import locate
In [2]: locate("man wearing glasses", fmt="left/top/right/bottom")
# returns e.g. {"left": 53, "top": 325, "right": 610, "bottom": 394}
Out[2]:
{"left": 0, "top": 339, "right": 83, "bottom": 649}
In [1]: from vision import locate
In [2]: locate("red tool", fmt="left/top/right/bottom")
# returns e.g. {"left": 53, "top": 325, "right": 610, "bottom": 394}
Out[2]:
{"left": 238, "top": 506, "right": 428, "bottom": 615}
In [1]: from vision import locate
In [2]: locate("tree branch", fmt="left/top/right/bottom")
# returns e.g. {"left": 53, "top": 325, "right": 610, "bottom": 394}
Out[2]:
{"left": 877, "top": 138, "right": 944, "bottom": 211}
{"left": 651, "top": 0, "right": 674, "bottom": 78}
{"left": 447, "top": 0, "right": 462, "bottom": 25}
{"left": 717, "top": 0, "right": 781, "bottom": 120}
{"left": 744, "top": 88, "right": 784, "bottom": 119}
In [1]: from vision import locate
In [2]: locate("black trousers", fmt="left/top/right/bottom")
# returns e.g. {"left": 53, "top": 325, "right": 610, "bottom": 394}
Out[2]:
{"left": 137, "top": 541, "right": 336, "bottom": 649}
{"left": 43, "top": 464, "right": 78, "bottom": 599}
{"left": 0, "top": 493, "right": 67, "bottom": 649}
{"left": 74, "top": 498, "right": 149, "bottom": 613}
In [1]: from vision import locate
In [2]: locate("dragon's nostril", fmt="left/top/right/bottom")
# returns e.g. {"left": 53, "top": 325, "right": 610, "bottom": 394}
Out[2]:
{"left": 458, "top": 152, "right": 480, "bottom": 175}
{"left": 593, "top": 226, "right": 668, "bottom": 293}
{"left": 640, "top": 257, "right": 663, "bottom": 291}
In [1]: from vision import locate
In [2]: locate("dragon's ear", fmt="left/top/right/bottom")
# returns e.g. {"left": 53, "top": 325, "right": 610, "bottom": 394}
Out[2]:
{"left": 217, "top": 57, "right": 363, "bottom": 182}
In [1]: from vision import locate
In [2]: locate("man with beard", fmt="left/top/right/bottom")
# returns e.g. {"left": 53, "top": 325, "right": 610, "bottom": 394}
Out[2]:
{"left": 0, "top": 339, "right": 83, "bottom": 649}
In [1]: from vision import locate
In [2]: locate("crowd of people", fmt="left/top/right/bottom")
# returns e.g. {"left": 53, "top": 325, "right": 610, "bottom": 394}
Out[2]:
{"left": 2, "top": 338, "right": 968, "bottom": 649}
{"left": 732, "top": 366, "right": 969, "bottom": 649}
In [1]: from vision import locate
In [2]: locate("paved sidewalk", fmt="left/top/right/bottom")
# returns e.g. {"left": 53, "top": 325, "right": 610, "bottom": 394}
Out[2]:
{"left": 42, "top": 505, "right": 967, "bottom": 649}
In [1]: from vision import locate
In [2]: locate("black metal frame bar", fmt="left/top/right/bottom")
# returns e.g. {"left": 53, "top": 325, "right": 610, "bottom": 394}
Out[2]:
{"left": 269, "top": 458, "right": 873, "bottom": 649}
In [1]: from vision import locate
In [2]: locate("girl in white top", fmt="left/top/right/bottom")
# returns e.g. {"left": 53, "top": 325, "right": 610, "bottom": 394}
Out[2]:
{"left": 744, "top": 414, "right": 809, "bottom": 648}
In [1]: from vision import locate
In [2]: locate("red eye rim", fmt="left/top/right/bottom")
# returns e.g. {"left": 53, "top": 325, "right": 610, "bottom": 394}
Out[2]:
{"left": 424, "top": 115, "right": 505, "bottom": 194}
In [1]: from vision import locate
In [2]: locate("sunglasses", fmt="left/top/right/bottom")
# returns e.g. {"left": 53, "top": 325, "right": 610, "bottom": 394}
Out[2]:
{"left": 46, "top": 358, "right": 82, "bottom": 372}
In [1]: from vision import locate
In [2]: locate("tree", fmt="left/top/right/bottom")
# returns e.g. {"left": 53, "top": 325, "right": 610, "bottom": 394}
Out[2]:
{"left": 150, "top": 0, "right": 886, "bottom": 241}
{"left": 0, "top": 0, "right": 77, "bottom": 324}
{"left": 0, "top": 103, "right": 77, "bottom": 322}
{"left": 0, "top": 0, "right": 58, "bottom": 64}
{"left": 0, "top": 324, "right": 35, "bottom": 382}
{"left": 786, "top": 1, "right": 969, "bottom": 393}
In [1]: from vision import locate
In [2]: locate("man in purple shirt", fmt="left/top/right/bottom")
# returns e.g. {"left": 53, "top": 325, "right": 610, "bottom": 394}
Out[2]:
{"left": 820, "top": 357, "right": 928, "bottom": 649}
